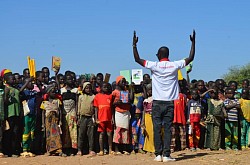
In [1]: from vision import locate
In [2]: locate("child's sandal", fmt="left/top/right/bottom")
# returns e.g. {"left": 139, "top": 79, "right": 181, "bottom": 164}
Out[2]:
{"left": 97, "top": 151, "right": 104, "bottom": 156}
{"left": 109, "top": 151, "right": 115, "bottom": 155}
{"left": 59, "top": 152, "right": 67, "bottom": 157}
{"left": 0, "top": 153, "right": 5, "bottom": 158}
{"left": 28, "top": 152, "right": 36, "bottom": 157}
{"left": 138, "top": 149, "right": 146, "bottom": 154}
{"left": 123, "top": 151, "right": 130, "bottom": 155}
{"left": 115, "top": 151, "right": 122, "bottom": 155}
{"left": 21, "top": 152, "right": 30, "bottom": 158}
{"left": 104, "top": 149, "right": 108, "bottom": 155}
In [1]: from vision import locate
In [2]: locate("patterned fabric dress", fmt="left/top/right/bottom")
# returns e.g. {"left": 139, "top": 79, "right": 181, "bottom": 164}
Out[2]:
{"left": 61, "top": 88, "right": 78, "bottom": 149}
{"left": 205, "top": 99, "right": 225, "bottom": 150}
{"left": 40, "top": 99, "right": 62, "bottom": 153}
{"left": 131, "top": 94, "right": 145, "bottom": 150}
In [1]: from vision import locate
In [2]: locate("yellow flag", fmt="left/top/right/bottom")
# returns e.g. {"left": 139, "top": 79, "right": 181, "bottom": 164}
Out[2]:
{"left": 27, "top": 56, "right": 31, "bottom": 75}
{"left": 31, "top": 59, "right": 36, "bottom": 78}
{"left": 27, "top": 56, "right": 36, "bottom": 78}
{"left": 178, "top": 70, "right": 184, "bottom": 80}
{"left": 33, "top": 59, "right": 36, "bottom": 78}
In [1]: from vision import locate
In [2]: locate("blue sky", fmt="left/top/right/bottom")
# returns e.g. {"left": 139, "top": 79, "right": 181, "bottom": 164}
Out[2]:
{"left": 1, "top": 0, "right": 249, "bottom": 82}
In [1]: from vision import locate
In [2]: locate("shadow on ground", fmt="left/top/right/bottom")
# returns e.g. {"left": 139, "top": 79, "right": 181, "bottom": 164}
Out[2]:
{"left": 176, "top": 151, "right": 223, "bottom": 161}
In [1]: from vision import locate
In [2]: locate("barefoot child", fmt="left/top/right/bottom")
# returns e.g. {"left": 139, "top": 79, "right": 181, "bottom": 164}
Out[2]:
{"left": 171, "top": 80, "right": 187, "bottom": 152}
{"left": 131, "top": 85, "right": 145, "bottom": 154}
{"left": 187, "top": 88, "right": 203, "bottom": 151}
{"left": 20, "top": 77, "right": 38, "bottom": 157}
{"left": 239, "top": 88, "right": 250, "bottom": 149}
{"left": 224, "top": 87, "right": 240, "bottom": 150}
{"left": 112, "top": 76, "right": 133, "bottom": 155}
{"left": 205, "top": 88, "right": 227, "bottom": 150}
{"left": 141, "top": 83, "right": 154, "bottom": 153}
{"left": 61, "top": 73, "right": 78, "bottom": 156}
{"left": 4, "top": 73, "right": 31, "bottom": 157}
{"left": 77, "top": 82, "right": 95, "bottom": 155}
{"left": 94, "top": 82, "right": 114, "bottom": 156}
{"left": 40, "top": 84, "right": 63, "bottom": 155}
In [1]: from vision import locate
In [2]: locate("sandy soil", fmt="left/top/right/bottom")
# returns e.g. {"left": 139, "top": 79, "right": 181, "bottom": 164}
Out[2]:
{"left": 0, "top": 149, "right": 249, "bottom": 165}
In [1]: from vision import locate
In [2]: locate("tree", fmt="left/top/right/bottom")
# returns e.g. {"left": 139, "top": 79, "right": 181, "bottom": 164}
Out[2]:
{"left": 223, "top": 63, "right": 250, "bottom": 87}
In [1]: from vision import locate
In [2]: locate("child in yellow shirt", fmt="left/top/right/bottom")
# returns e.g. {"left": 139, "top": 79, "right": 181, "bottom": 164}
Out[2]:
{"left": 239, "top": 88, "right": 250, "bottom": 149}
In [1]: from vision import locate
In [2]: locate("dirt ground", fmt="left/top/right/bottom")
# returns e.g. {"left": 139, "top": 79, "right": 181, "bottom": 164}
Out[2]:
{"left": 0, "top": 149, "right": 249, "bottom": 165}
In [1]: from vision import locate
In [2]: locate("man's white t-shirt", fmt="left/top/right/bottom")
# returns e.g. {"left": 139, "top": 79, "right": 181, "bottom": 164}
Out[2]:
{"left": 144, "top": 59, "right": 186, "bottom": 101}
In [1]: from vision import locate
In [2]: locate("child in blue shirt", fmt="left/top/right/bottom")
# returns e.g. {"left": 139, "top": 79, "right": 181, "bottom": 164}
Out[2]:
{"left": 20, "top": 78, "right": 37, "bottom": 157}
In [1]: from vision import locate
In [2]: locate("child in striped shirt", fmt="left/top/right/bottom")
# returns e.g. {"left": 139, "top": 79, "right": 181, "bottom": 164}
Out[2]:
{"left": 224, "top": 87, "right": 240, "bottom": 150}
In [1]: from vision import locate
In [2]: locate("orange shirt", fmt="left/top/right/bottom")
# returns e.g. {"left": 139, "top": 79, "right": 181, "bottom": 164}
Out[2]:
{"left": 173, "top": 93, "right": 186, "bottom": 125}
{"left": 96, "top": 86, "right": 101, "bottom": 93}
{"left": 94, "top": 93, "right": 112, "bottom": 122}
{"left": 112, "top": 89, "right": 131, "bottom": 113}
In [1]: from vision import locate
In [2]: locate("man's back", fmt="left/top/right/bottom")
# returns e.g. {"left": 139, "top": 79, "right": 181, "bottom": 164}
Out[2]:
{"left": 145, "top": 59, "right": 186, "bottom": 101}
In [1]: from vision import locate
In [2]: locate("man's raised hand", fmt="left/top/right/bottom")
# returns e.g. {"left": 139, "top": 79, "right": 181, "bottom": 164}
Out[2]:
{"left": 133, "top": 31, "right": 138, "bottom": 46}
{"left": 190, "top": 30, "right": 196, "bottom": 42}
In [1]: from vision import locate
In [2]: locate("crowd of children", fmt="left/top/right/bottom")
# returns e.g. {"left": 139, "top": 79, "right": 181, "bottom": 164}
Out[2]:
{"left": 0, "top": 67, "right": 250, "bottom": 160}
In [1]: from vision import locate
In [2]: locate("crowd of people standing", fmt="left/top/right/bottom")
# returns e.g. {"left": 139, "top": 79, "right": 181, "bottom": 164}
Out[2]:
{"left": 0, "top": 31, "right": 249, "bottom": 163}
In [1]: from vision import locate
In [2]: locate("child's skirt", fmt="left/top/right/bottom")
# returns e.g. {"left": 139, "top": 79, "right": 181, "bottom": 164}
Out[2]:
{"left": 143, "top": 113, "right": 155, "bottom": 153}
{"left": 45, "top": 111, "right": 62, "bottom": 153}
{"left": 113, "top": 111, "right": 130, "bottom": 144}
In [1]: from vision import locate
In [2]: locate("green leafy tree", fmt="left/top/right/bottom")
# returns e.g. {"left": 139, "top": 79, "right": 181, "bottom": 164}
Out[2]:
{"left": 223, "top": 63, "right": 250, "bottom": 87}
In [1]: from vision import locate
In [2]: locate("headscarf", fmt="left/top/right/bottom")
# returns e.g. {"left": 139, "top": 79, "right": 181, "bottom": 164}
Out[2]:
{"left": 0, "top": 69, "right": 6, "bottom": 78}
{"left": 116, "top": 76, "right": 124, "bottom": 85}
{"left": 1, "top": 69, "right": 12, "bottom": 78}
{"left": 82, "top": 82, "right": 91, "bottom": 90}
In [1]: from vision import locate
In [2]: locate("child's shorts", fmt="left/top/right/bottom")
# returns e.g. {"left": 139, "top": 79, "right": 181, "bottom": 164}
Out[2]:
{"left": 98, "top": 121, "right": 113, "bottom": 132}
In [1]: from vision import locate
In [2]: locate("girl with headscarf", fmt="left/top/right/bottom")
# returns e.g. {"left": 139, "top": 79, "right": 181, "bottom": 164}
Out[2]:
{"left": 40, "top": 84, "right": 63, "bottom": 156}
{"left": 112, "top": 76, "right": 133, "bottom": 155}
